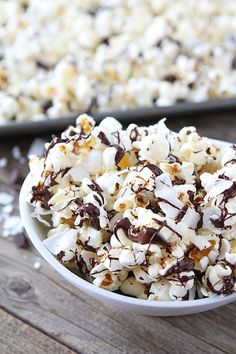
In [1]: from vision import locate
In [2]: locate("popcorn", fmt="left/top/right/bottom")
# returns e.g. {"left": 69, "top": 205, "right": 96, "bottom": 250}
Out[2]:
{"left": 43, "top": 224, "right": 78, "bottom": 262}
{"left": 120, "top": 276, "right": 148, "bottom": 300}
{"left": 29, "top": 114, "right": 236, "bottom": 301}
{"left": 1, "top": 1, "right": 236, "bottom": 123}
{"left": 133, "top": 134, "right": 170, "bottom": 164}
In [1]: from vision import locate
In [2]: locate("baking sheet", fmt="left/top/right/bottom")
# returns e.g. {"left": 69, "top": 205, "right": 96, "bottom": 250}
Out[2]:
{"left": 1, "top": 97, "right": 236, "bottom": 137}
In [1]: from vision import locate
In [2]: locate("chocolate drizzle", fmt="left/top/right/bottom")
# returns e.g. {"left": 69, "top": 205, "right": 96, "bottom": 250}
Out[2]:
{"left": 218, "top": 173, "right": 230, "bottom": 180}
{"left": 97, "top": 132, "right": 125, "bottom": 168}
{"left": 45, "top": 135, "right": 68, "bottom": 158}
{"left": 129, "top": 127, "right": 139, "bottom": 142}
{"left": 196, "top": 213, "right": 203, "bottom": 229}
{"left": 31, "top": 184, "right": 52, "bottom": 210}
{"left": 172, "top": 177, "right": 186, "bottom": 185}
{"left": 222, "top": 181, "right": 236, "bottom": 204}
{"left": 158, "top": 197, "right": 181, "bottom": 210}
{"left": 207, "top": 276, "right": 234, "bottom": 295}
{"left": 88, "top": 180, "right": 103, "bottom": 194}
{"left": 36, "top": 60, "right": 49, "bottom": 70}
{"left": 165, "top": 257, "right": 195, "bottom": 277}
{"left": 175, "top": 205, "right": 188, "bottom": 223}
{"left": 210, "top": 207, "right": 235, "bottom": 230}
{"left": 142, "top": 164, "right": 163, "bottom": 177}
{"left": 187, "top": 190, "right": 196, "bottom": 206}
{"left": 48, "top": 168, "right": 70, "bottom": 187}
{"left": 113, "top": 217, "right": 131, "bottom": 237}
{"left": 128, "top": 226, "right": 171, "bottom": 250}
{"left": 113, "top": 218, "right": 171, "bottom": 250}
{"left": 163, "top": 74, "right": 177, "bottom": 83}
{"left": 77, "top": 203, "right": 101, "bottom": 230}
{"left": 97, "top": 131, "right": 110, "bottom": 146}
{"left": 112, "top": 131, "right": 121, "bottom": 145}
{"left": 168, "top": 154, "right": 180, "bottom": 164}
{"left": 153, "top": 219, "right": 183, "bottom": 239}
{"left": 42, "top": 99, "right": 53, "bottom": 113}
{"left": 57, "top": 250, "right": 65, "bottom": 261}
{"left": 88, "top": 180, "right": 104, "bottom": 205}
{"left": 114, "top": 145, "right": 125, "bottom": 166}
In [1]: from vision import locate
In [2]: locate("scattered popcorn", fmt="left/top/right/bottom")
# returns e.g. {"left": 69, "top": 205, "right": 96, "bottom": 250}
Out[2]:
{"left": 28, "top": 114, "right": 236, "bottom": 301}
{"left": 12, "top": 146, "right": 22, "bottom": 160}
{"left": 2, "top": 204, "right": 14, "bottom": 214}
{"left": 3, "top": 216, "right": 23, "bottom": 237}
{"left": 0, "top": 190, "right": 27, "bottom": 244}
{"left": 0, "top": 158, "right": 8, "bottom": 168}
{"left": 33, "top": 260, "right": 42, "bottom": 270}
{"left": 28, "top": 138, "right": 46, "bottom": 158}
{"left": 0, "top": 1, "right": 236, "bottom": 123}
{"left": 0, "top": 192, "right": 14, "bottom": 206}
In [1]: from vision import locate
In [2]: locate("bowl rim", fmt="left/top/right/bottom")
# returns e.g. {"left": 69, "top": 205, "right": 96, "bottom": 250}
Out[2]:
{"left": 19, "top": 137, "right": 236, "bottom": 309}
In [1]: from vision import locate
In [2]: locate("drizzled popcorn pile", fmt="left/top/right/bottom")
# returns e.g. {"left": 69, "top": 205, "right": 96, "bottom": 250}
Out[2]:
{"left": 28, "top": 114, "right": 236, "bottom": 301}
{"left": 1, "top": 0, "right": 236, "bottom": 123}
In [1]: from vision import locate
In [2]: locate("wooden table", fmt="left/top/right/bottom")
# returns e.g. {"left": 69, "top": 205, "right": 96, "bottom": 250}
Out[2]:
{"left": 1, "top": 113, "right": 236, "bottom": 354}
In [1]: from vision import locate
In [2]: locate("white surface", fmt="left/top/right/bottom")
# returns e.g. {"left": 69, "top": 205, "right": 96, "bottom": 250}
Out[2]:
{"left": 19, "top": 138, "right": 236, "bottom": 316}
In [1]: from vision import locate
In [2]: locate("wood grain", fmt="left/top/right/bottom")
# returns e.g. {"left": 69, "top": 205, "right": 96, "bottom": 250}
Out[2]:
{"left": 0, "top": 308, "right": 76, "bottom": 354}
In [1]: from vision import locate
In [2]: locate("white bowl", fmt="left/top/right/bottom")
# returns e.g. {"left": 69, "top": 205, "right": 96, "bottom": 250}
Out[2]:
{"left": 19, "top": 138, "right": 236, "bottom": 316}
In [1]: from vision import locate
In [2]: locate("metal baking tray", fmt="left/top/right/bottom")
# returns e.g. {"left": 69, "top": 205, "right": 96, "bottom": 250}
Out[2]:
{"left": 1, "top": 97, "right": 236, "bottom": 137}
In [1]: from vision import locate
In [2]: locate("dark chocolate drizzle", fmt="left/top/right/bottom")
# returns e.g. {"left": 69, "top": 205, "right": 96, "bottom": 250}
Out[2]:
{"left": 207, "top": 275, "right": 234, "bottom": 295}
{"left": 172, "top": 177, "right": 186, "bottom": 185}
{"left": 97, "top": 131, "right": 110, "bottom": 146}
{"left": 175, "top": 205, "right": 188, "bottom": 223}
{"left": 163, "top": 74, "right": 177, "bottom": 83}
{"left": 47, "top": 168, "right": 70, "bottom": 187}
{"left": 164, "top": 257, "right": 195, "bottom": 277}
{"left": 158, "top": 197, "right": 181, "bottom": 210}
{"left": 87, "top": 180, "right": 104, "bottom": 204}
{"left": 210, "top": 207, "right": 236, "bottom": 230}
{"left": 31, "top": 184, "right": 52, "bottom": 210}
{"left": 129, "top": 126, "right": 139, "bottom": 142}
{"left": 42, "top": 99, "right": 53, "bottom": 113}
{"left": 57, "top": 250, "right": 65, "bottom": 261}
{"left": 187, "top": 190, "right": 196, "bottom": 206}
{"left": 114, "top": 145, "right": 125, "bottom": 166}
{"left": 141, "top": 164, "right": 163, "bottom": 177}
{"left": 113, "top": 218, "right": 171, "bottom": 250}
{"left": 45, "top": 135, "right": 68, "bottom": 158}
{"left": 221, "top": 181, "right": 236, "bottom": 204}
{"left": 36, "top": 60, "right": 50, "bottom": 71}
{"left": 113, "top": 217, "right": 131, "bottom": 237}
{"left": 97, "top": 132, "right": 125, "bottom": 168}
{"left": 128, "top": 226, "right": 171, "bottom": 250}
{"left": 168, "top": 154, "right": 180, "bottom": 164}
{"left": 76, "top": 203, "right": 101, "bottom": 230}
{"left": 88, "top": 180, "right": 103, "bottom": 194}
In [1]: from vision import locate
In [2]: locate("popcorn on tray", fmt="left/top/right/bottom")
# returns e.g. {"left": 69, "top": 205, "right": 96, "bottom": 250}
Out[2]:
{"left": 1, "top": 0, "right": 236, "bottom": 123}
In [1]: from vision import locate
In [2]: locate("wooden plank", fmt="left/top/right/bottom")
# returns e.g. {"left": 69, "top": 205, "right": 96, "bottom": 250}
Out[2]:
{"left": 0, "top": 238, "right": 159, "bottom": 354}
{"left": 164, "top": 303, "right": 236, "bottom": 354}
{"left": 0, "top": 237, "right": 226, "bottom": 354}
{"left": 0, "top": 308, "right": 76, "bottom": 354}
